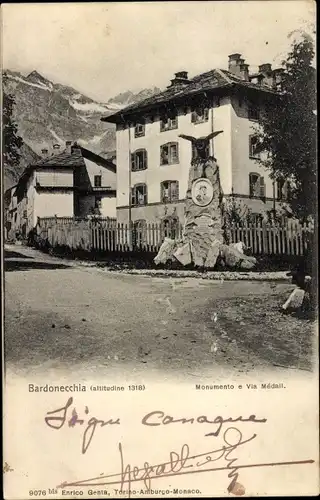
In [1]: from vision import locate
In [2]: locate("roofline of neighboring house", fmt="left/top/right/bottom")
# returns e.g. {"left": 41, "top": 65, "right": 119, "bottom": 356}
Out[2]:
{"left": 14, "top": 145, "right": 116, "bottom": 194}
{"left": 102, "top": 78, "right": 278, "bottom": 124}
{"left": 80, "top": 146, "right": 116, "bottom": 173}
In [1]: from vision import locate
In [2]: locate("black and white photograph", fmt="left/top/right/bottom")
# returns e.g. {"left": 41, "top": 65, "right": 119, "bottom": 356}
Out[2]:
{"left": 2, "top": 2, "right": 318, "bottom": 499}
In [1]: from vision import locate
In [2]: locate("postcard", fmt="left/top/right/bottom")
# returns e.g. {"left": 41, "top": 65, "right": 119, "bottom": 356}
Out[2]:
{"left": 2, "top": 1, "right": 318, "bottom": 498}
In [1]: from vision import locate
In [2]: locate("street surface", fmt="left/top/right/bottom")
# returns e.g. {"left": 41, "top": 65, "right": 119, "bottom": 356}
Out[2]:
{"left": 4, "top": 245, "right": 314, "bottom": 380}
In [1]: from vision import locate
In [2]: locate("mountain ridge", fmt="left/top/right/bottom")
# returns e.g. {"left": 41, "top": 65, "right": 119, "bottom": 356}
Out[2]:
{"left": 3, "top": 69, "right": 161, "bottom": 190}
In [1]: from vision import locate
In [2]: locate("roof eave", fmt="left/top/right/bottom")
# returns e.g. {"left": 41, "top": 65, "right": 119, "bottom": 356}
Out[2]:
{"left": 101, "top": 81, "right": 278, "bottom": 124}
{"left": 101, "top": 83, "right": 234, "bottom": 124}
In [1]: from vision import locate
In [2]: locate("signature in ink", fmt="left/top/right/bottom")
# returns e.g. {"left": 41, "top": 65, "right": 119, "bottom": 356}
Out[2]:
{"left": 57, "top": 426, "right": 256, "bottom": 495}
{"left": 44, "top": 397, "right": 120, "bottom": 454}
{"left": 56, "top": 428, "right": 314, "bottom": 497}
{"left": 46, "top": 401, "right": 314, "bottom": 497}
{"left": 45, "top": 398, "right": 267, "bottom": 454}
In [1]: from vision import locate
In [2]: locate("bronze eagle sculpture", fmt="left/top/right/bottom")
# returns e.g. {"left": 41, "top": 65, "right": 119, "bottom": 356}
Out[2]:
{"left": 179, "top": 131, "right": 223, "bottom": 159}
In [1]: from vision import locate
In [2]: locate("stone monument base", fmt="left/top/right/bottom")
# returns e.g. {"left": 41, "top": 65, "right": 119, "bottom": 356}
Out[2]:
{"left": 154, "top": 238, "right": 257, "bottom": 270}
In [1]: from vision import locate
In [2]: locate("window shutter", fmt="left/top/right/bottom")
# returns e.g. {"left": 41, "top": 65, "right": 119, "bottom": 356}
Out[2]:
{"left": 143, "top": 150, "right": 147, "bottom": 169}
{"left": 161, "top": 145, "right": 169, "bottom": 165}
{"left": 260, "top": 177, "right": 266, "bottom": 198}
{"left": 131, "top": 153, "right": 135, "bottom": 171}
{"left": 131, "top": 187, "right": 136, "bottom": 206}
{"left": 143, "top": 184, "right": 147, "bottom": 204}
{"left": 283, "top": 180, "right": 288, "bottom": 200}
{"left": 171, "top": 143, "right": 179, "bottom": 162}
{"left": 249, "top": 136, "right": 253, "bottom": 157}
{"left": 171, "top": 181, "right": 179, "bottom": 200}
{"left": 249, "top": 175, "right": 253, "bottom": 196}
{"left": 191, "top": 111, "right": 196, "bottom": 123}
{"left": 276, "top": 181, "right": 281, "bottom": 200}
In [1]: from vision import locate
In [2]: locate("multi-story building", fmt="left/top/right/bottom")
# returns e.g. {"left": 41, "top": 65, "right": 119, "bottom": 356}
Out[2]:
{"left": 102, "top": 53, "right": 288, "bottom": 230}
{"left": 7, "top": 142, "right": 117, "bottom": 239}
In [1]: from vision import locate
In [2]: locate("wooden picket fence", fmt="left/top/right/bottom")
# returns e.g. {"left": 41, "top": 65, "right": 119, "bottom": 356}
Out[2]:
{"left": 226, "top": 221, "right": 312, "bottom": 256}
{"left": 36, "top": 216, "right": 314, "bottom": 256}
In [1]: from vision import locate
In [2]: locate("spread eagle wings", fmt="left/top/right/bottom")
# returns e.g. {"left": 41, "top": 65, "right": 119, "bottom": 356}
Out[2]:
{"left": 178, "top": 134, "right": 196, "bottom": 143}
{"left": 179, "top": 131, "right": 223, "bottom": 143}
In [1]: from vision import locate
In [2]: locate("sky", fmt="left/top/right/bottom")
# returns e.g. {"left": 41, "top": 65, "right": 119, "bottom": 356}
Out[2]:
{"left": 2, "top": 1, "right": 316, "bottom": 102}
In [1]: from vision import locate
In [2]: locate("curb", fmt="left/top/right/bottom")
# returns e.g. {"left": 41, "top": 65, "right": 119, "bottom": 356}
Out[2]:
{"left": 5, "top": 245, "right": 292, "bottom": 282}
{"left": 95, "top": 267, "right": 292, "bottom": 281}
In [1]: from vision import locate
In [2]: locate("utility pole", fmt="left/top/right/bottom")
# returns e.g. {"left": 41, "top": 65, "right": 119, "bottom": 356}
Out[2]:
{"left": 128, "top": 125, "right": 132, "bottom": 249}
{"left": 272, "top": 180, "right": 276, "bottom": 214}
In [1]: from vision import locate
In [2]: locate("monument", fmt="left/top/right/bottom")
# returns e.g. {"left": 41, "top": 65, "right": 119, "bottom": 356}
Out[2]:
{"left": 154, "top": 131, "right": 257, "bottom": 269}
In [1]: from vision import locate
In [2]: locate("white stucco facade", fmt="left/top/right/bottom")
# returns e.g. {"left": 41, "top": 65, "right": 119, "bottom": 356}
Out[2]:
{"left": 9, "top": 146, "right": 118, "bottom": 239}
{"left": 115, "top": 94, "right": 277, "bottom": 224}
{"left": 116, "top": 97, "right": 233, "bottom": 210}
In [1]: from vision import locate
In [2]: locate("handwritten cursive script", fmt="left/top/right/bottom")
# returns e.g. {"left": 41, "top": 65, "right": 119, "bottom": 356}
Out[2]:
{"left": 46, "top": 400, "right": 314, "bottom": 497}
{"left": 57, "top": 426, "right": 256, "bottom": 495}
{"left": 141, "top": 410, "right": 267, "bottom": 437}
{"left": 56, "top": 427, "right": 314, "bottom": 497}
{"left": 44, "top": 397, "right": 120, "bottom": 454}
{"left": 45, "top": 398, "right": 266, "bottom": 454}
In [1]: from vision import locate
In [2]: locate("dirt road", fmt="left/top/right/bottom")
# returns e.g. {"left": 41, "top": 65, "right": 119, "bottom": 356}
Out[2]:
{"left": 4, "top": 245, "right": 314, "bottom": 380}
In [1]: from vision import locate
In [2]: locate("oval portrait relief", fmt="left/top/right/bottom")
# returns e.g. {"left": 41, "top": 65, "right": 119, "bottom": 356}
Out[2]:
{"left": 191, "top": 178, "right": 214, "bottom": 207}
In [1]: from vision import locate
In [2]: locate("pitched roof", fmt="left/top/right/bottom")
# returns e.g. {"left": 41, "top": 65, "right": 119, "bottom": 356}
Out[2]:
{"left": 30, "top": 146, "right": 116, "bottom": 172}
{"left": 31, "top": 149, "right": 85, "bottom": 168}
{"left": 102, "top": 68, "right": 278, "bottom": 123}
{"left": 15, "top": 145, "right": 116, "bottom": 191}
{"left": 80, "top": 146, "right": 116, "bottom": 173}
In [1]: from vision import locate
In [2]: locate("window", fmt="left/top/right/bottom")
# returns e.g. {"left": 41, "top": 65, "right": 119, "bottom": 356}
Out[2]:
{"left": 249, "top": 135, "right": 261, "bottom": 159}
{"left": 131, "top": 184, "right": 147, "bottom": 206}
{"left": 23, "top": 210, "right": 27, "bottom": 219}
{"left": 162, "top": 217, "right": 180, "bottom": 239}
{"left": 161, "top": 181, "right": 179, "bottom": 203}
{"left": 276, "top": 179, "right": 288, "bottom": 201}
{"left": 95, "top": 197, "right": 102, "bottom": 209}
{"left": 160, "top": 142, "right": 179, "bottom": 165}
{"left": 94, "top": 175, "right": 102, "bottom": 187}
{"left": 248, "top": 102, "right": 260, "bottom": 121}
{"left": 249, "top": 173, "right": 265, "bottom": 198}
{"left": 192, "top": 142, "right": 210, "bottom": 160}
{"left": 131, "top": 149, "right": 148, "bottom": 171}
{"left": 191, "top": 106, "right": 209, "bottom": 124}
{"left": 160, "top": 112, "right": 178, "bottom": 132}
{"left": 134, "top": 122, "right": 145, "bottom": 138}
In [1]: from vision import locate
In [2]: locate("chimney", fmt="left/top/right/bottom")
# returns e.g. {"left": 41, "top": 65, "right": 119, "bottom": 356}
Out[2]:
{"left": 272, "top": 68, "right": 285, "bottom": 91}
{"left": 228, "top": 53, "right": 242, "bottom": 76}
{"left": 168, "top": 71, "right": 189, "bottom": 88}
{"left": 65, "top": 141, "right": 72, "bottom": 154}
{"left": 240, "top": 63, "right": 249, "bottom": 81}
{"left": 71, "top": 141, "right": 81, "bottom": 154}
{"left": 41, "top": 148, "right": 49, "bottom": 157}
{"left": 258, "top": 63, "right": 273, "bottom": 87}
{"left": 259, "top": 63, "right": 272, "bottom": 73}
{"left": 52, "top": 143, "right": 61, "bottom": 155}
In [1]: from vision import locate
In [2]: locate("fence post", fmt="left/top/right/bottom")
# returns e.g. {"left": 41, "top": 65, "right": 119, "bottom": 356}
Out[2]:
{"left": 128, "top": 220, "right": 133, "bottom": 251}
{"left": 261, "top": 221, "right": 268, "bottom": 254}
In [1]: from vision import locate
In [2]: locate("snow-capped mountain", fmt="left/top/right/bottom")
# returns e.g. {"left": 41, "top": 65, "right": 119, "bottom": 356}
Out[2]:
{"left": 3, "top": 69, "right": 161, "bottom": 189}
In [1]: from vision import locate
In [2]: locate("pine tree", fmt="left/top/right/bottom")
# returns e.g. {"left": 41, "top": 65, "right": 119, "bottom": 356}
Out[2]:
{"left": 256, "top": 35, "right": 316, "bottom": 220}
{"left": 2, "top": 73, "right": 24, "bottom": 179}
